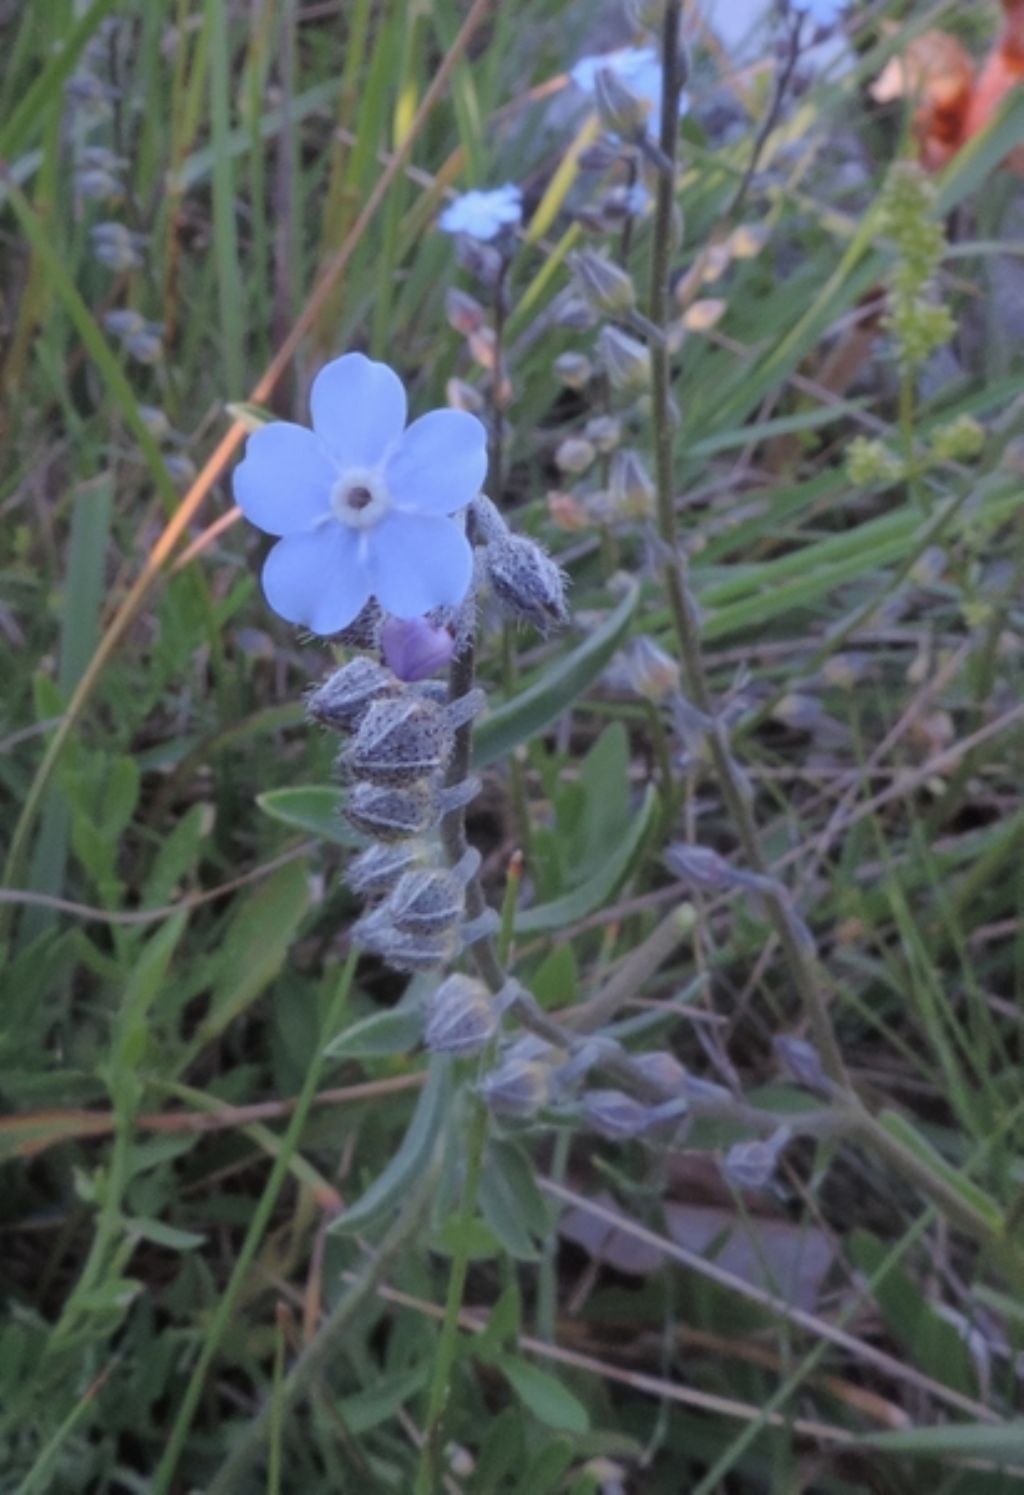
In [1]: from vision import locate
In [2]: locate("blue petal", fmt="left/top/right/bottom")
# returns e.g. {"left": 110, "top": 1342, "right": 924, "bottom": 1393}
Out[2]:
{"left": 234, "top": 423, "right": 334, "bottom": 536}
{"left": 261, "top": 524, "right": 371, "bottom": 635}
{"left": 310, "top": 353, "right": 407, "bottom": 468}
{"left": 386, "top": 409, "right": 488, "bottom": 517}
{"left": 367, "top": 512, "right": 472, "bottom": 618}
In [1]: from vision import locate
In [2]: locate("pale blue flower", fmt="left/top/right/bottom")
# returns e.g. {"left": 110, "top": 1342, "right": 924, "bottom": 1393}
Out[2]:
{"left": 234, "top": 353, "right": 486, "bottom": 635}
{"left": 571, "top": 46, "right": 687, "bottom": 138}
{"left": 791, "top": 0, "right": 844, "bottom": 23}
{"left": 438, "top": 184, "right": 522, "bottom": 241}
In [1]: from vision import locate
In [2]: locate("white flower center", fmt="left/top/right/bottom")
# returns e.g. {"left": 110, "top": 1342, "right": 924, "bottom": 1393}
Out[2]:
{"left": 330, "top": 467, "right": 390, "bottom": 530}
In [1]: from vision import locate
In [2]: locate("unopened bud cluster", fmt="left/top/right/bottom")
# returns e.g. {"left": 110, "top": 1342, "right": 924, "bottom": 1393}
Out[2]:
{"left": 308, "top": 655, "right": 489, "bottom": 973}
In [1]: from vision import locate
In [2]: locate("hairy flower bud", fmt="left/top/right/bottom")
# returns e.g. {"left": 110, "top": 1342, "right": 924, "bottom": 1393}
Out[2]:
{"left": 345, "top": 696, "right": 454, "bottom": 786}
{"left": 90, "top": 220, "right": 145, "bottom": 271}
{"left": 553, "top": 296, "right": 598, "bottom": 333}
{"left": 347, "top": 841, "right": 428, "bottom": 899}
{"left": 307, "top": 657, "right": 400, "bottom": 734}
{"left": 454, "top": 235, "right": 503, "bottom": 288}
{"left": 445, "top": 286, "right": 486, "bottom": 337}
{"left": 138, "top": 404, "right": 172, "bottom": 442}
{"left": 774, "top": 1035, "right": 830, "bottom": 1093}
{"left": 353, "top": 912, "right": 459, "bottom": 972}
{"left": 554, "top": 436, "right": 596, "bottom": 475}
{"left": 345, "top": 779, "right": 439, "bottom": 841}
{"left": 571, "top": 250, "right": 637, "bottom": 317}
{"left": 423, "top": 974, "right": 498, "bottom": 1056}
{"left": 722, "top": 1127, "right": 791, "bottom": 1193}
{"left": 484, "top": 534, "right": 569, "bottom": 633}
{"left": 621, "top": 635, "right": 680, "bottom": 702}
{"left": 632, "top": 1050, "right": 688, "bottom": 1096}
{"left": 609, "top": 447, "right": 655, "bottom": 519}
{"left": 479, "top": 1055, "right": 552, "bottom": 1117}
{"left": 597, "top": 325, "right": 650, "bottom": 394}
{"left": 553, "top": 351, "right": 592, "bottom": 389}
{"left": 380, "top": 615, "right": 455, "bottom": 682}
{"left": 377, "top": 866, "right": 466, "bottom": 936}
{"left": 584, "top": 414, "right": 622, "bottom": 453}
{"left": 593, "top": 65, "right": 651, "bottom": 141}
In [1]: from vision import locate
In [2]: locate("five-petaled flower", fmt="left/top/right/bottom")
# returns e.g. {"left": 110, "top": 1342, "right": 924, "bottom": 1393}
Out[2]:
{"left": 234, "top": 353, "right": 487, "bottom": 635}
{"left": 438, "top": 184, "right": 522, "bottom": 241}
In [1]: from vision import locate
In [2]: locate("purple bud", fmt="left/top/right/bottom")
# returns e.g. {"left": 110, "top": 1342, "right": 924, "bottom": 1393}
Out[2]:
{"left": 423, "top": 975, "right": 498, "bottom": 1057}
{"left": 774, "top": 1035, "right": 830, "bottom": 1093}
{"left": 479, "top": 1055, "right": 552, "bottom": 1118}
{"left": 721, "top": 1127, "right": 791, "bottom": 1193}
{"left": 381, "top": 615, "right": 456, "bottom": 683}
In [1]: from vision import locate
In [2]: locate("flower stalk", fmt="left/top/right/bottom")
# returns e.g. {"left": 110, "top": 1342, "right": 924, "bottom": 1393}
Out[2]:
{"left": 645, "top": 0, "right": 849, "bottom": 1090}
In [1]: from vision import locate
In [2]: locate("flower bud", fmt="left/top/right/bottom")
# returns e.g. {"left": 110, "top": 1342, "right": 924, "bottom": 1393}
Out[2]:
{"left": 123, "top": 324, "right": 164, "bottom": 364}
{"left": 774, "top": 1035, "right": 830, "bottom": 1093}
{"left": 554, "top": 296, "right": 599, "bottom": 333}
{"left": 553, "top": 351, "right": 592, "bottom": 390}
{"left": 380, "top": 615, "right": 455, "bottom": 682}
{"left": 378, "top": 866, "right": 465, "bottom": 936}
{"left": 345, "top": 779, "right": 440, "bottom": 842}
{"left": 479, "top": 1055, "right": 552, "bottom": 1118}
{"left": 632, "top": 1051, "right": 688, "bottom": 1096}
{"left": 445, "top": 287, "right": 486, "bottom": 337}
{"left": 484, "top": 534, "right": 569, "bottom": 633}
{"left": 621, "top": 635, "right": 680, "bottom": 702}
{"left": 423, "top": 974, "right": 498, "bottom": 1056}
{"left": 89, "top": 220, "right": 145, "bottom": 271}
{"left": 554, "top": 436, "right": 596, "bottom": 475}
{"left": 664, "top": 842, "right": 740, "bottom": 894}
{"left": 584, "top": 414, "right": 622, "bottom": 453}
{"left": 164, "top": 453, "right": 196, "bottom": 486}
{"left": 571, "top": 251, "right": 636, "bottom": 317}
{"left": 346, "top": 696, "right": 454, "bottom": 786}
{"left": 597, "top": 325, "right": 650, "bottom": 394}
{"left": 307, "top": 657, "right": 401, "bottom": 734}
{"left": 347, "top": 841, "right": 428, "bottom": 899}
{"left": 138, "top": 404, "right": 172, "bottom": 442}
{"left": 593, "top": 64, "right": 651, "bottom": 141}
{"left": 454, "top": 235, "right": 503, "bottom": 288}
{"left": 103, "top": 308, "right": 146, "bottom": 339}
{"left": 609, "top": 447, "right": 655, "bottom": 519}
{"left": 722, "top": 1127, "right": 791, "bottom": 1193}
{"left": 76, "top": 167, "right": 122, "bottom": 202}
{"left": 353, "top": 911, "right": 458, "bottom": 971}
{"left": 446, "top": 377, "right": 485, "bottom": 414}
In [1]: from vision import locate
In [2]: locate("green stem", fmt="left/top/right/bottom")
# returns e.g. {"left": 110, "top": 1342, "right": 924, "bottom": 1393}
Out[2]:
{"left": 153, "top": 947, "right": 359, "bottom": 1495}
{"left": 413, "top": 1091, "right": 490, "bottom": 1494}
{"left": 646, "top": 0, "right": 849, "bottom": 1091}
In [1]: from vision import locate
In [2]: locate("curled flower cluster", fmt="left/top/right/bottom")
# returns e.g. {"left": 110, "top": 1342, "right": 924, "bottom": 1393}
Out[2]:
{"left": 307, "top": 655, "right": 494, "bottom": 972}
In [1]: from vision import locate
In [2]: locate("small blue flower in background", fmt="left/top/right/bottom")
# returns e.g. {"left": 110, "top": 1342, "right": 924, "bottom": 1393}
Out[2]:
{"left": 234, "top": 353, "right": 487, "bottom": 635}
{"left": 790, "top": 0, "right": 844, "bottom": 23}
{"left": 571, "top": 46, "right": 687, "bottom": 138}
{"left": 438, "top": 184, "right": 522, "bottom": 241}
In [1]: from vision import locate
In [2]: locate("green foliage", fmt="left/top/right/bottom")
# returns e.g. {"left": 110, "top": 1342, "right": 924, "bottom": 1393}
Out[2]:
{"left": 4, "top": 0, "right": 1024, "bottom": 1489}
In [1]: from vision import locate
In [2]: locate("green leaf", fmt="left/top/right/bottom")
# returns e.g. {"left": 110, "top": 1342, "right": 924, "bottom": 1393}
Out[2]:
{"left": 864, "top": 1421, "right": 1024, "bottom": 1464}
{"left": 124, "top": 1217, "right": 206, "bottom": 1252}
{"left": 474, "top": 582, "right": 639, "bottom": 768}
{"left": 478, "top": 1139, "right": 551, "bottom": 1265}
{"left": 877, "top": 1110, "right": 1004, "bottom": 1235}
{"left": 200, "top": 862, "right": 311, "bottom": 1042}
{"left": 516, "top": 787, "right": 657, "bottom": 933}
{"left": 336, "top": 1365, "right": 430, "bottom": 1434}
{"left": 329, "top": 1059, "right": 450, "bottom": 1235}
{"left": 323, "top": 1005, "right": 423, "bottom": 1059}
{"left": 510, "top": 1438, "right": 576, "bottom": 1495}
{"left": 256, "top": 785, "right": 363, "bottom": 847}
{"left": 493, "top": 1355, "right": 589, "bottom": 1434}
